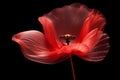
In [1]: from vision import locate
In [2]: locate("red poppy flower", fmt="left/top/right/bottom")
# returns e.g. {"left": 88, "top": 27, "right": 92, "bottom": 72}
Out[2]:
{"left": 12, "top": 3, "right": 110, "bottom": 64}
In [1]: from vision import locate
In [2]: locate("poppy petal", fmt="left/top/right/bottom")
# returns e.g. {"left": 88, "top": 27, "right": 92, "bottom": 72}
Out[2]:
{"left": 81, "top": 32, "right": 110, "bottom": 62}
{"left": 44, "top": 3, "right": 90, "bottom": 38}
{"left": 20, "top": 46, "right": 69, "bottom": 64}
{"left": 77, "top": 10, "right": 106, "bottom": 42}
{"left": 12, "top": 30, "right": 69, "bottom": 64}
{"left": 12, "top": 30, "right": 51, "bottom": 54}
{"left": 38, "top": 16, "right": 62, "bottom": 49}
{"left": 80, "top": 28, "right": 103, "bottom": 49}
{"left": 73, "top": 28, "right": 102, "bottom": 56}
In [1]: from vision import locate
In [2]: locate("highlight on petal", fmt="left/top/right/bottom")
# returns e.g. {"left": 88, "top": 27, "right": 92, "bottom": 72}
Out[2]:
{"left": 80, "top": 28, "right": 103, "bottom": 49}
{"left": 12, "top": 30, "right": 69, "bottom": 64}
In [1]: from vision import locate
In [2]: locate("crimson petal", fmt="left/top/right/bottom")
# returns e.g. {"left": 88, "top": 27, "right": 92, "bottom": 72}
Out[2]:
{"left": 38, "top": 17, "right": 62, "bottom": 49}
{"left": 77, "top": 10, "right": 106, "bottom": 42}
{"left": 74, "top": 28, "right": 110, "bottom": 61}
{"left": 81, "top": 33, "right": 110, "bottom": 62}
{"left": 44, "top": 3, "right": 90, "bottom": 39}
{"left": 12, "top": 30, "right": 68, "bottom": 64}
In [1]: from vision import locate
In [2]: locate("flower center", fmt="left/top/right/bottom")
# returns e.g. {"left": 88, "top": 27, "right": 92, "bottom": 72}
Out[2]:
{"left": 60, "top": 34, "right": 76, "bottom": 45}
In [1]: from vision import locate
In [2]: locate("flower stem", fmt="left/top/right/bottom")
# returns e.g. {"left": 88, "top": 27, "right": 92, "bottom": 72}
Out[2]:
{"left": 70, "top": 56, "right": 76, "bottom": 80}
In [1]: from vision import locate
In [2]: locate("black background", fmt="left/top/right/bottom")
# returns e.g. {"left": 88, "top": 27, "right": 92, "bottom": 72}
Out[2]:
{"left": 2, "top": 0, "right": 118, "bottom": 80}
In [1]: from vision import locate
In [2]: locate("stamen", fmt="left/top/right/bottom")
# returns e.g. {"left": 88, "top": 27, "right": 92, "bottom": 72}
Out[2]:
{"left": 60, "top": 34, "right": 76, "bottom": 45}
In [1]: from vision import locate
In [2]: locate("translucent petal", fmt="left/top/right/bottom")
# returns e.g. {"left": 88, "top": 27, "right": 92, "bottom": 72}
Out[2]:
{"left": 38, "top": 17, "right": 62, "bottom": 48}
{"left": 80, "top": 32, "right": 110, "bottom": 62}
{"left": 12, "top": 30, "right": 51, "bottom": 54}
{"left": 73, "top": 28, "right": 102, "bottom": 56}
{"left": 12, "top": 30, "right": 69, "bottom": 64}
{"left": 43, "top": 3, "right": 90, "bottom": 38}
{"left": 76, "top": 10, "right": 106, "bottom": 42}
